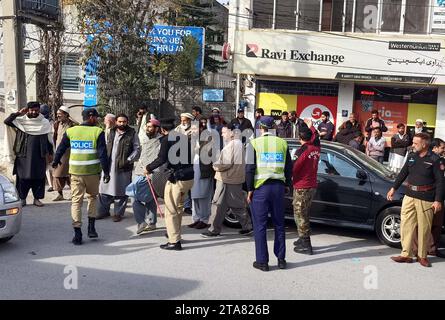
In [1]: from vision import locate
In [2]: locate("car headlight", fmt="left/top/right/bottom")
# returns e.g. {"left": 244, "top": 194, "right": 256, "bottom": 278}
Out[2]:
{"left": 1, "top": 184, "right": 19, "bottom": 204}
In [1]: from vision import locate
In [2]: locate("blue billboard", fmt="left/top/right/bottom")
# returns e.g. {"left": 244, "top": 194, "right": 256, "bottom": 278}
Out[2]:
{"left": 148, "top": 25, "right": 205, "bottom": 74}
{"left": 83, "top": 25, "right": 205, "bottom": 106}
{"left": 84, "top": 75, "right": 97, "bottom": 107}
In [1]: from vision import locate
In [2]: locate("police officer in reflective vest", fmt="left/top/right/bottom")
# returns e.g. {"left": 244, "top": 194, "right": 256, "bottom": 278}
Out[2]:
{"left": 387, "top": 133, "right": 443, "bottom": 267}
{"left": 246, "top": 116, "right": 292, "bottom": 271}
{"left": 53, "top": 108, "right": 110, "bottom": 245}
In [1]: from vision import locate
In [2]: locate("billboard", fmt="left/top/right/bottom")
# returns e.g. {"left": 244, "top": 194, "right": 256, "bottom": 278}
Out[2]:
{"left": 234, "top": 30, "right": 445, "bottom": 85}
{"left": 148, "top": 25, "right": 205, "bottom": 74}
{"left": 84, "top": 76, "right": 97, "bottom": 107}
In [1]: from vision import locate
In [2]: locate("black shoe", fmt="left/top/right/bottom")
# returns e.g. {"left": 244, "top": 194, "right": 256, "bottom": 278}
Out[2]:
{"left": 436, "top": 250, "right": 445, "bottom": 258}
{"left": 96, "top": 213, "right": 110, "bottom": 220}
{"left": 188, "top": 221, "right": 200, "bottom": 228}
{"left": 160, "top": 242, "right": 182, "bottom": 251}
{"left": 253, "top": 261, "right": 269, "bottom": 272}
{"left": 87, "top": 217, "right": 98, "bottom": 238}
{"left": 239, "top": 229, "right": 253, "bottom": 236}
{"left": 294, "top": 237, "right": 313, "bottom": 255}
{"left": 184, "top": 208, "right": 192, "bottom": 215}
{"left": 278, "top": 259, "right": 287, "bottom": 269}
{"left": 195, "top": 221, "right": 210, "bottom": 229}
{"left": 47, "top": 187, "right": 54, "bottom": 192}
{"left": 201, "top": 231, "right": 220, "bottom": 238}
{"left": 72, "top": 227, "right": 82, "bottom": 245}
{"left": 293, "top": 238, "right": 303, "bottom": 248}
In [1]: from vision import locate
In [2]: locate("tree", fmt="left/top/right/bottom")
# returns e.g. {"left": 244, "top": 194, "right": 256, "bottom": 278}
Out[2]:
{"left": 72, "top": 0, "right": 163, "bottom": 105}
{"left": 163, "top": 0, "right": 227, "bottom": 77}
{"left": 37, "top": 28, "right": 64, "bottom": 114}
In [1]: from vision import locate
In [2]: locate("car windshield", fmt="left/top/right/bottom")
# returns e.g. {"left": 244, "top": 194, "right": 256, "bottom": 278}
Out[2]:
{"left": 344, "top": 148, "right": 396, "bottom": 180}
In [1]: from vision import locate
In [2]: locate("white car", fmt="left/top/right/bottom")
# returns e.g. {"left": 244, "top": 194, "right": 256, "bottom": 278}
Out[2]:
{"left": 0, "top": 174, "right": 22, "bottom": 243}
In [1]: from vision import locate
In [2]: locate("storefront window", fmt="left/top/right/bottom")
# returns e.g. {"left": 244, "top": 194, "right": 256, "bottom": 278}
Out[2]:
{"left": 344, "top": 0, "right": 354, "bottom": 31}
{"left": 355, "top": 0, "right": 379, "bottom": 32}
{"left": 298, "top": 0, "right": 321, "bottom": 31}
{"left": 404, "top": 0, "right": 429, "bottom": 34}
{"left": 321, "top": 0, "right": 344, "bottom": 31}
{"left": 381, "top": 0, "right": 402, "bottom": 32}
{"left": 253, "top": 0, "right": 274, "bottom": 29}
{"left": 276, "top": 0, "right": 297, "bottom": 29}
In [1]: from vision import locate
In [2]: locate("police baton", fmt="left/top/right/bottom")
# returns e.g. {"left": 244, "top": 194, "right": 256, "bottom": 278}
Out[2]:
{"left": 146, "top": 175, "right": 164, "bottom": 219}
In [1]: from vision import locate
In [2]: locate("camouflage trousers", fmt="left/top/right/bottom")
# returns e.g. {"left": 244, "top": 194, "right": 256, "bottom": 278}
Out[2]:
{"left": 293, "top": 188, "right": 316, "bottom": 238}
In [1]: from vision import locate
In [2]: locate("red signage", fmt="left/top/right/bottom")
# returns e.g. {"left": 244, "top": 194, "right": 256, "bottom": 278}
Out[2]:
{"left": 353, "top": 100, "right": 409, "bottom": 145}
{"left": 297, "top": 96, "right": 338, "bottom": 128}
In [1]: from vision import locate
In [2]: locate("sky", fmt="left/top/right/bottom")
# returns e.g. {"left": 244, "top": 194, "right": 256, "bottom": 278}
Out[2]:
{"left": 217, "top": 0, "right": 229, "bottom": 4}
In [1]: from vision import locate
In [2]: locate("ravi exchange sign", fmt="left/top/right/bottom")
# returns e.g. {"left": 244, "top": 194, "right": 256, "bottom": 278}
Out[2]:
{"left": 234, "top": 30, "right": 445, "bottom": 85}
{"left": 149, "top": 25, "right": 205, "bottom": 73}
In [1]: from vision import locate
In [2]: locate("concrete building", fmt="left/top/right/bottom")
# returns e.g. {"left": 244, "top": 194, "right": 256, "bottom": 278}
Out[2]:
{"left": 0, "top": 2, "right": 85, "bottom": 123}
{"left": 228, "top": 0, "right": 445, "bottom": 140}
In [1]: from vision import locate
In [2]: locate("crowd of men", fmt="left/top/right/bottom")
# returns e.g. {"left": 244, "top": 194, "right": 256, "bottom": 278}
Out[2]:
{"left": 3, "top": 102, "right": 444, "bottom": 270}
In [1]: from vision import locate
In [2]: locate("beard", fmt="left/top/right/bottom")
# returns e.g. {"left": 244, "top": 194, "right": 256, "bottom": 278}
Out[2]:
{"left": 117, "top": 125, "right": 128, "bottom": 131}
{"left": 146, "top": 131, "right": 156, "bottom": 138}
{"left": 27, "top": 113, "right": 39, "bottom": 118}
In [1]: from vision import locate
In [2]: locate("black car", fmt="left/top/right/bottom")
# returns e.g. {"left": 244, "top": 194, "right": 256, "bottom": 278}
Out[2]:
{"left": 225, "top": 140, "right": 406, "bottom": 248}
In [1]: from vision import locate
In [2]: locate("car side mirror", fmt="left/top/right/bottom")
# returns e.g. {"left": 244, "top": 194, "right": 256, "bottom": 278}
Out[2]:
{"left": 356, "top": 169, "right": 368, "bottom": 180}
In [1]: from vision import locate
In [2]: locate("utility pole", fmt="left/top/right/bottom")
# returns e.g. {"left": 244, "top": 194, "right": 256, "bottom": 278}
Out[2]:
{"left": 2, "top": 0, "right": 27, "bottom": 117}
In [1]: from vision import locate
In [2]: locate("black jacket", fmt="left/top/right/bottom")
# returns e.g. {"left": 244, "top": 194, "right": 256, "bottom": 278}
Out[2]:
{"left": 4, "top": 112, "right": 53, "bottom": 158}
{"left": 107, "top": 127, "right": 137, "bottom": 172}
{"left": 147, "top": 133, "right": 194, "bottom": 182}
{"left": 365, "top": 118, "right": 388, "bottom": 133}
{"left": 390, "top": 134, "right": 411, "bottom": 156}
{"left": 393, "top": 151, "right": 443, "bottom": 202}
{"left": 228, "top": 117, "right": 253, "bottom": 133}
{"left": 335, "top": 120, "right": 362, "bottom": 144}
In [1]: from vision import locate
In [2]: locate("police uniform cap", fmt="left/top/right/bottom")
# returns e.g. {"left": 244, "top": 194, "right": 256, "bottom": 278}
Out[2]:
{"left": 82, "top": 108, "right": 99, "bottom": 118}
{"left": 258, "top": 116, "right": 275, "bottom": 129}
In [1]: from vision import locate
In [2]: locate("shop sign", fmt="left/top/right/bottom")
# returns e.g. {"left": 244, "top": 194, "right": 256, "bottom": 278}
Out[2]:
{"left": 234, "top": 30, "right": 445, "bottom": 85}
{"left": 297, "top": 96, "right": 338, "bottom": 128}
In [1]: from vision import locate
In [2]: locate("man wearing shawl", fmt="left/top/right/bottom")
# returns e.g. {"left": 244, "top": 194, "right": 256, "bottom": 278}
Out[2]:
{"left": 4, "top": 101, "right": 54, "bottom": 207}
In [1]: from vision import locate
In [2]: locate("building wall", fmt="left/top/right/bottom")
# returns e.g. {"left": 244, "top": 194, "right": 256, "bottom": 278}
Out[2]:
{"left": 228, "top": 0, "right": 445, "bottom": 139}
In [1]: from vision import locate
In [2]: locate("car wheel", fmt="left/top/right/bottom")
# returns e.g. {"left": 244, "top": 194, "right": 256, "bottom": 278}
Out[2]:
{"left": 224, "top": 206, "right": 252, "bottom": 229}
{"left": 376, "top": 208, "right": 402, "bottom": 249}
{"left": 0, "top": 236, "right": 13, "bottom": 243}
{"left": 223, "top": 209, "right": 242, "bottom": 229}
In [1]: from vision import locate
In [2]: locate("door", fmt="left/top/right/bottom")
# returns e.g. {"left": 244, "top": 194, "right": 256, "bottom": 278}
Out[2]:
{"left": 314, "top": 150, "right": 372, "bottom": 223}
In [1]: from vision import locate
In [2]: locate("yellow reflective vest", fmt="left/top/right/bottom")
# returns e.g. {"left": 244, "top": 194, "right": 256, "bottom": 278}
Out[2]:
{"left": 250, "top": 133, "right": 288, "bottom": 189}
{"left": 66, "top": 125, "right": 103, "bottom": 175}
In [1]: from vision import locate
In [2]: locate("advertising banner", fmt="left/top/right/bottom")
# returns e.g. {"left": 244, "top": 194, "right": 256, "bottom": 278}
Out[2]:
{"left": 148, "top": 25, "right": 205, "bottom": 73}
{"left": 353, "top": 101, "right": 409, "bottom": 143}
{"left": 257, "top": 93, "right": 297, "bottom": 116}
{"left": 432, "top": 0, "right": 445, "bottom": 32}
{"left": 233, "top": 30, "right": 445, "bottom": 85}
{"left": 297, "top": 96, "right": 338, "bottom": 128}
{"left": 83, "top": 75, "right": 97, "bottom": 107}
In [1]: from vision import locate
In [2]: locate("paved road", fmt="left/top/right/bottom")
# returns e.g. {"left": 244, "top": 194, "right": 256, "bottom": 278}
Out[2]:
{"left": 1, "top": 191, "right": 445, "bottom": 300}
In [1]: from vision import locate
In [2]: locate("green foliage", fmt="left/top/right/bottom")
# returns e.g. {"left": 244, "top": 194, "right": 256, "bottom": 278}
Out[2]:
{"left": 73, "top": 0, "right": 160, "bottom": 104}
{"left": 171, "top": 36, "right": 200, "bottom": 80}
{"left": 155, "top": 0, "right": 227, "bottom": 79}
